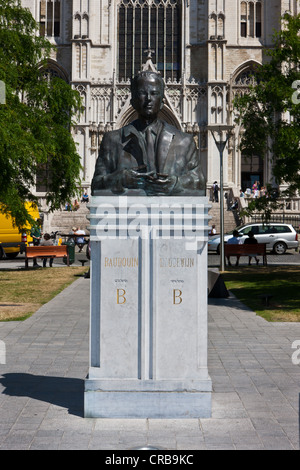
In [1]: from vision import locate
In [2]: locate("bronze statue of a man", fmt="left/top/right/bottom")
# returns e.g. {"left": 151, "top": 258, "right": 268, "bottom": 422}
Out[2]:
{"left": 91, "top": 71, "right": 206, "bottom": 196}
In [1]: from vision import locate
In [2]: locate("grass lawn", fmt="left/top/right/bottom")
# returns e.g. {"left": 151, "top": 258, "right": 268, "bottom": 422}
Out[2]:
{"left": 222, "top": 266, "right": 300, "bottom": 322}
{"left": 0, "top": 266, "right": 88, "bottom": 321}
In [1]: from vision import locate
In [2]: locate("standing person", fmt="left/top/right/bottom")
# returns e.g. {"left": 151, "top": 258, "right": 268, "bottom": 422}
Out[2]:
{"left": 30, "top": 218, "right": 42, "bottom": 246}
{"left": 213, "top": 181, "right": 219, "bottom": 202}
{"left": 84, "top": 240, "right": 91, "bottom": 279}
{"left": 40, "top": 233, "right": 54, "bottom": 267}
{"left": 30, "top": 218, "right": 42, "bottom": 268}
{"left": 75, "top": 226, "right": 86, "bottom": 252}
{"left": 226, "top": 229, "right": 242, "bottom": 266}
{"left": 252, "top": 181, "right": 258, "bottom": 194}
{"left": 244, "top": 231, "right": 259, "bottom": 265}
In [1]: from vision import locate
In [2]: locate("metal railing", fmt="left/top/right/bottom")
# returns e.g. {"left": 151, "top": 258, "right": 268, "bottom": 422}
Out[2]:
{"left": 242, "top": 196, "right": 300, "bottom": 231}
{"left": 250, "top": 213, "right": 300, "bottom": 231}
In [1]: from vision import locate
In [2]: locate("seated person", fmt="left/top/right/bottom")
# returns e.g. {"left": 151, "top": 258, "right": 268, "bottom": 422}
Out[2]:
{"left": 226, "top": 229, "right": 242, "bottom": 266}
{"left": 75, "top": 227, "right": 86, "bottom": 252}
{"left": 68, "top": 226, "right": 77, "bottom": 244}
{"left": 81, "top": 191, "right": 89, "bottom": 203}
{"left": 244, "top": 231, "right": 259, "bottom": 265}
{"left": 72, "top": 199, "right": 80, "bottom": 211}
{"left": 40, "top": 233, "right": 54, "bottom": 267}
{"left": 229, "top": 198, "right": 238, "bottom": 211}
{"left": 209, "top": 224, "right": 217, "bottom": 236}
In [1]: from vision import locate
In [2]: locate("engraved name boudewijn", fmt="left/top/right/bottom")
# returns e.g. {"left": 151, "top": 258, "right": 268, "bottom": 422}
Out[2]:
{"left": 159, "top": 257, "right": 195, "bottom": 268}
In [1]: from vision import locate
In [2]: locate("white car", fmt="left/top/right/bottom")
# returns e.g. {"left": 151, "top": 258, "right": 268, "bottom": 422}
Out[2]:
{"left": 208, "top": 223, "right": 299, "bottom": 255}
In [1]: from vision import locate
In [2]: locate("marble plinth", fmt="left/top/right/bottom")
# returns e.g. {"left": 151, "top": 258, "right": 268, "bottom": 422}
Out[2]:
{"left": 84, "top": 195, "right": 212, "bottom": 418}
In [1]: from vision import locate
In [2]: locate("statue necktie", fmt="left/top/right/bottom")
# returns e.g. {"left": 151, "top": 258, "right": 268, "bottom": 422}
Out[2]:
{"left": 146, "top": 127, "right": 156, "bottom": 172}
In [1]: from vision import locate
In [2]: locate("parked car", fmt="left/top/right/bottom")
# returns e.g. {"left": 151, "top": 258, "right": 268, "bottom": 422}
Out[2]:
{"left": 208, "top": 223, "right": 298, "bottom": 255}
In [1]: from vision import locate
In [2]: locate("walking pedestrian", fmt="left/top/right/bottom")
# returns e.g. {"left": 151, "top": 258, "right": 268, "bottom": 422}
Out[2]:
{"left": 213, "top": 181, "right": 219, "bottom": 202}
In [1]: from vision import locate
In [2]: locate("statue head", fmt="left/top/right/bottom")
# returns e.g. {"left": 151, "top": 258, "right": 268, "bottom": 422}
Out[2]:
{"left": 130, "top": 71, "right": 165, "bottom": 122}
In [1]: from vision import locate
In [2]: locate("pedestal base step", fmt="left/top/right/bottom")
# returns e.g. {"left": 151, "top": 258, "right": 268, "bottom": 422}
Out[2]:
{"left": 84, "top": 381, "right": 212, "bottom": 418}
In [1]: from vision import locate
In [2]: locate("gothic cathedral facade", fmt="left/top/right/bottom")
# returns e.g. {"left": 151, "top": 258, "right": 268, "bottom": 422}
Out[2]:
{"left": 22, "top": 0, "right": 300, "bottom": 198}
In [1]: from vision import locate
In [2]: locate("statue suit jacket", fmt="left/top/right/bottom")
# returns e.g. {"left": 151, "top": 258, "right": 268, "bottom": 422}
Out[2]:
{"left": 91, "top": 119, "right": 206, "bottom": 195}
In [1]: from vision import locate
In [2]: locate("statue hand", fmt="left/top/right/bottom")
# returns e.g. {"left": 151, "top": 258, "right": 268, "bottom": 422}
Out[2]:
{"left": 144, "top": 175, "right": 178, "bottom": 195}
{"left": 122, "top": 169, "right": 147, "bottom": 189}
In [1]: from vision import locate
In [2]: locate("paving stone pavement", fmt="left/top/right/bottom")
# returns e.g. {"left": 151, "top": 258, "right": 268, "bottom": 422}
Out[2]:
{"left": 0, "top": 275, "right": 300, "bottom": 450}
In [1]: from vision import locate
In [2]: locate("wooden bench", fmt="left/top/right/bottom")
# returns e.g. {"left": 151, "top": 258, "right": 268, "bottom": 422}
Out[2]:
{"left": 224, "top": 243, "right": 267, "bottom": 266}
{"left": 25, "top": 245, "right": 69, "bottom": 268}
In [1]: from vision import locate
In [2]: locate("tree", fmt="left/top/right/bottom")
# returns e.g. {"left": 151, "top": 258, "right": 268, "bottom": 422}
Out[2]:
{"left": 234, "top": 13, "right": 300, "bottom": 220}
{"left": 0, "top": 0, "right": 83, "bottom": 228}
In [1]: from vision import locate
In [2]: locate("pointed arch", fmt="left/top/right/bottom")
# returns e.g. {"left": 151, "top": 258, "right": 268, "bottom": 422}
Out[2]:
{"left": 231, "top": 60, "right": 261, "bottom": 85}
{"left": 39, "top": 59, "right": 70, "bottom": 83}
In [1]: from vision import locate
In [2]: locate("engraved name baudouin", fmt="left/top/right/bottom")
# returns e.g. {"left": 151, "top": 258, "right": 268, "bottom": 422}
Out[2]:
{"left": 91, "top": 70, "right": 206, "bottom": 196}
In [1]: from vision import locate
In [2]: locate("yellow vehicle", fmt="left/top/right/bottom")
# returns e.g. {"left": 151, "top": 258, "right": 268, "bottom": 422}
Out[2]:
{"left": 0, "top": 202, "right": 41, "bottom": 259}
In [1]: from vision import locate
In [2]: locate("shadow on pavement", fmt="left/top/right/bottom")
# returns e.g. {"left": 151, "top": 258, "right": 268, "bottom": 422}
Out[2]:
{"left": 0, "top": 373, "right": 84, "bottom": 417}
{"left": 208, "top": 295, "right": 254, "bottom": 312}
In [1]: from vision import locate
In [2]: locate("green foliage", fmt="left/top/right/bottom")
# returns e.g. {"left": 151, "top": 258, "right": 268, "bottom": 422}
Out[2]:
{"left": 0, "top": 0, "right": 83, "bottom": 228}
{"left": 234, "top": 13, "right": 300, "bottom": 219}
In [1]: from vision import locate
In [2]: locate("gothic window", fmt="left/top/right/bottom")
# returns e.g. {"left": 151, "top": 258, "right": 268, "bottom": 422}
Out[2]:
{"left": 74, "top": 14, "right": 81, "bottom": 38}
{"left": 82, "top": 13, "right": 89, "bottom": 38}
{"left": 39, "top": 0, "right": 61, "bottom": 38}
{"left": 240, "top": 2, "right": 247, "bottom": 37}
{"left": 209, "top": 13, "right": 217, "bottom": 39}
{"left": 234, "top": 69, "right": 256, "bottom": 86}
{"left": 118, "top": 0, "right": 181, "bottom": 82}
{"left": 240, "top": 1, "right": 262, "bottom": 38}
{"left": 211, "top": 86, "right": 223, "bottom": 124}
{"left": 217, "top": 14, "right": 224, "bottom": 39}
{"left": 255, "top": 2, "right": 262, "bottom": 38}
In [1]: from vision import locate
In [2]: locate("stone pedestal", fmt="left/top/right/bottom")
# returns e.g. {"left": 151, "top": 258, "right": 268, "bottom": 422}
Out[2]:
{"left": 84, "top": 195, "right": 212, "bottom": 418}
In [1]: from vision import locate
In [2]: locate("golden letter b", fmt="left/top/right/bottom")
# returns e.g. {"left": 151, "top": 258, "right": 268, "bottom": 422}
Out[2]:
{"left": 173, "top": 289, "right": 182, "bottom": 305}
{"left": 117, "top": 289, "right": 126, "bottom": 304}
